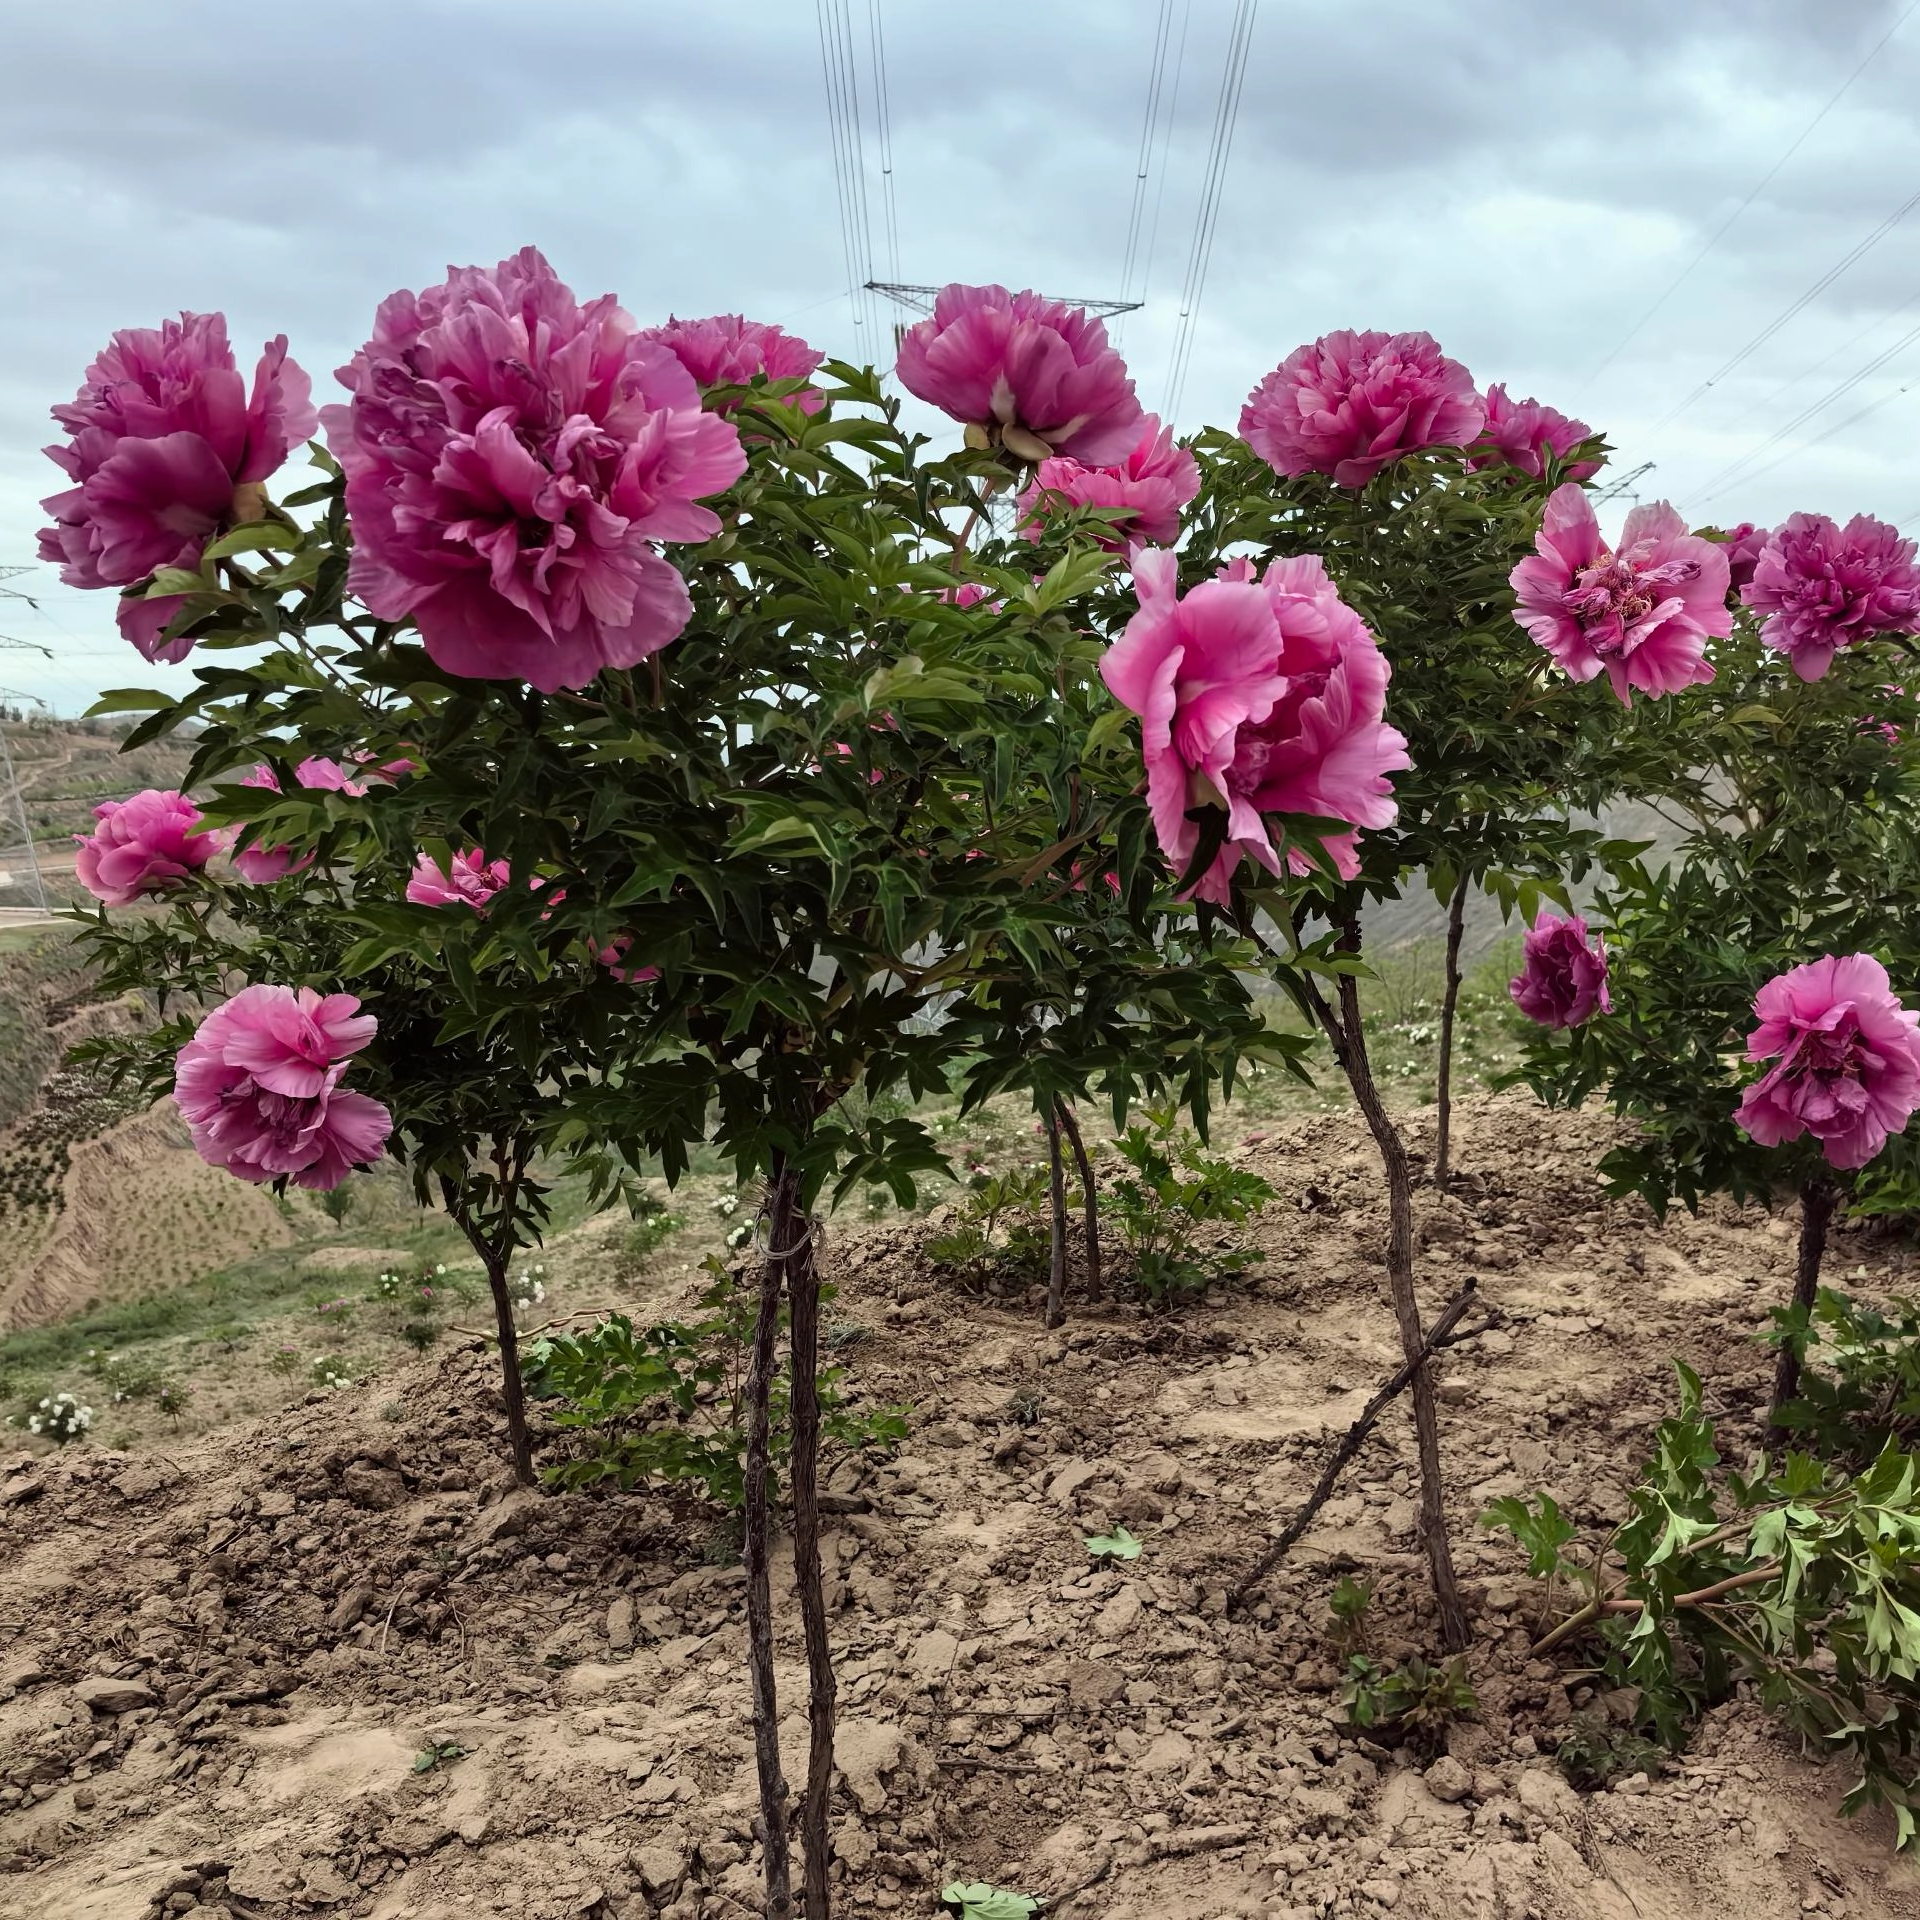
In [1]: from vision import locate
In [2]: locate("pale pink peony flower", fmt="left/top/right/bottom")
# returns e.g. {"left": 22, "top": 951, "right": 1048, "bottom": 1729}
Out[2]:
{"left": 1099, "top": 548, "right": 1407, "bottom": 902}
{"left": 323, "top": 247, "right": 747, "bottom": 693}
{"left": 1510, "top": 484, "right": 1729, "bottom": 704}
{"left": 173, "top": 984, "right": 391, "bottom": 1190}
{"left": 1720, "top": 521, "right": 1769, "bottom": 595}
{"left": 1472, "top": 384, "right": 1600, "bottom": 482}
{"left": 406, "top": 847, "right": 511, "bottom": 911}
{"left": 635, "top": 314, "right": 824, "bottom": 414}
{"left": 1240, "top": 330, "right": 1485, "bottom": 489}
{"left": 894, "top": 283, "right": 1142, "bottom": 466}
{"left": 38, "top": 313, "right": 315, "bottom": 663}
{"left": 1018, "top": 414, "right": 1200, "bottom": 549}
{"left": 73, "top": 789, "right": 222, "bottom": 906}
{"left": 231, "top": 757, "right": 368, "bottom": 884}
{"left": 595, "top": 935, "right": 661, "bottom": 985}
{"left": 1741, "top": 512, "right": 1920, "bottom": 682}
{"left": 1734, "top": 954, "right": 1920, "bottom": 1170}
{"left": 1509, "top": 912, "right": 1611, "bottom": 1028}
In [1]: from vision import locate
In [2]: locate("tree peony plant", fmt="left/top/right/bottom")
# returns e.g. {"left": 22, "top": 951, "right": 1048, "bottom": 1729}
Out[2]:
{"left": 893, "top": 282, "right": 1142, "bottom": 464}
{"left": 73, "top": 789, "right": 222, "bottom": 905}
{"left": 1742, "top": 511, "right": 1920, "bottom": 682}
{"left": 1472, "top": 383, "right": 1600, "bottom": 482}
{"left": 230, "top": 757, "right": 368, "bottom": 883}
{"left": 1239, "top": 328, "right": 1485, "bottom": 488}
{"left": 1509, "top": 911, "right": 1611, "bottom": 1028}
{"left": 636, "top": 313, "right": 824, "bottom": 413}
{"left": 38, "top": 312, "right": 316, "bottom": 660}
{"left": 1510, "top": 484, "right": 1729, "bottom": 703}
{"left": 1018, "top": 413, "right": 1199, "bottom": 549}
{"left": 322, "top": 246, "right": 747, "bottom": 692}
{"left": 405, "top": 847, "right": 511, "bottom": 910}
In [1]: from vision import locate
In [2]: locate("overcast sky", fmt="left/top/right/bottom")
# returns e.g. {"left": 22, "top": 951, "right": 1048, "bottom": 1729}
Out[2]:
{"left": 5, "top": 0, "right": 1919, "bottom": 715}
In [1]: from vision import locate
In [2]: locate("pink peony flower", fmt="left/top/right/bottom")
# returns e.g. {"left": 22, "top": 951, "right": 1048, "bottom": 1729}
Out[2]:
{"left": 73, "top": 789, "right": 222, "bottom": 907}
{"left": 1740, "top": 512, "right": 1920, "bottom": 683}
{"left": 635, "top": 314, "right": 824, "bottom": 414}
{"left": 595, "top": 935, "right": 661, "bottom": 985}
{"left": 406, "top": 847, "right": 511, "bottom": 911}
{"left": 1508, "top": 912, "right": 1611, "bottom": 1029}
{"left": 1099, "top": 547, "right": 1408, "bottom": 903}
{"left": 1240, "top": 330, "right": 1485, "bottom": 489}
{"left": 1734, "top": 954, "right": 1920, "bottom": 1170}
{"left": 1721, "top": 521, "right": 1769, "bottom": 595}
{"left": 1018, "top": 413, "right": 1200, "bottom": 549}
{"left": 174, "top": 984, "right": 391, "bottom": 1190}
{"left": 1510, "top": 484, "right": 1729, "bottom": 704}
{"left": 38, "top": 313, "right": 316, "bottom": 663}
{"left": 1472, "top": 384, "right": 1600, "bottom": 483}
{"left": 323, "top": 247, "right": 747, "bottom": 694}
{"left": 894, "top": 283, "right": 1142, "bottom": 466}
{"left": 230, "top": 757, "right": 368, "bottom": 884}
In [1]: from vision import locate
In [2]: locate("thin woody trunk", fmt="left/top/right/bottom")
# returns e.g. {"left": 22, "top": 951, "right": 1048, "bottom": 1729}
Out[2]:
{"left": 1770, "top": 1178, "right": 1838, "bottom": 1437}
{"left": 1044, "top": 1104, "right": 1069, "bottom": 1329}
{"left": 1308, "top": 914, "right": 1469, "bottom": 1652}
{"left": 1433, "top": 866, "right": 1471, "bottom": 1187}
{"left": 1056, "top": 1100, "right": 1102, "bottom": 1298}
{"left": 439, "top": 1168, "right": 535, "bottom": 1488}
{"left": 785, "top": 1180, "right": 836, "bottom": 1917}
{"left": 743, "top": 1161, "right": 794, "bottom": 1916}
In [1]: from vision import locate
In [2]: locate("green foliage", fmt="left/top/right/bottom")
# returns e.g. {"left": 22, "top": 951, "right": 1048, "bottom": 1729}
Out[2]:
{"left": 1327, "top": 1574, "right": 1373, "bottom": 1654}
{"left": 1103, "top": 1111, "right": 1274, "bottom": 1306}
{"left": 1555, "top": 1713, "right": 1667, "bottom": 1792}
{"left": 1339, "top": 1654, "right": 1477, "bottom": 1750}
{"left": 940, "top": 1886, "right": 1041, "bottom": 1920}
{"left": 526, "top": 1258, "right": 906, "bottom": 1508}
{"left": 1083, "top": 1524, "right": 1141, "bottom": 1561}
{"left": 411, "top": 1740, "right": 467, "bottom": 1774}
{"left": 924, "top": 1162, "right": 1051, "bottom": 1289}
{"left": 1484, "top": 1362, "right": 1920, "bottom": 1844}
{"left": 154, "top": 1379, "right": 191, "bottom": 1424}
{"left": 1767, "top": 1286, "right": 1920, "bottom": 1462}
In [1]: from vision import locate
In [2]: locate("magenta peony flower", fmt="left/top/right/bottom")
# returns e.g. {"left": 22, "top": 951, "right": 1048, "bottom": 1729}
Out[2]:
{"left": 73, "top": 790, "right": 223, "bottom": 907}
{"left": 894, "top": 283, "right": 1142, "bottom": 466}
{"left": 1099, "top": 547, "right": 1408, "bottom": 903}
{"left": 38, "top": 313, "right": 316, "bottom": 663}
{"left": 1472, "top": 384, "right": 1600, "bottom": 483}
{"left": 1240, "top": 329, "right": 1485, "bottom": 490}
{"left": 323, "top": 247, "right": 747, "bottom": 694}
{"left": 1720, "top": 521, "right": 1769, "bottom": 595}
{"left": 230, "top": 757, "right": 368, "bottom": 884}
{"left": 174, "top": 984, "right": 391, "bottom": 1190}
{"left": 595, "top": 935, "right": 661, "bottom": 985}
{"left": 406, "top": 847, "right": 511, "bottom": 911}
{"left": 635, "top": 314, "right": 824, "bottom": 414}
{"left": 1509, "top": 912, "right": 1611, "bottom": 1029}
{"left": 1018, "top": 414, "right": 1200, "bottom": 549}
{"left": 1734, "top": 954, "right": 1920, "bottom": 1170}
{"left": 1510, "top": 484, "right": 1729, "bottom": 704}
{"left": 1740, "top": 512, "right": 1920, "bottom": 683}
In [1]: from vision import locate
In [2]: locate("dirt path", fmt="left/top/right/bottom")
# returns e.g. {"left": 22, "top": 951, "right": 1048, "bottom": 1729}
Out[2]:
{"left": 2, "top": 1092, "right": 1917, "bottom": 1918}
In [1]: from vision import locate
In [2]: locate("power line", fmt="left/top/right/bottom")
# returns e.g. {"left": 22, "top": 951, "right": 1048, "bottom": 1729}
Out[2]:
{"left": 1137, "top": 2, "right": 1192, "bottom": 328}
{"left": 1120, "top": 2, "right": 1179, "bottom": 307}
{"left": 1648, "top": 177, "right": 1920, "bottom": 435}
{"left": 867, "top": 1, "right": 901, "bottom": 289}
{"left": 1162, "top": 0, "right": 1258, "bottom": 423}
{"left": 1581, "top": 0, "right": 1917, "bottom": 396}
{"left": 814, "top": 0, "right": 877, "bottom": 346}
{"left": 1707, "top": 373, "right": 1919, "bottom": 499}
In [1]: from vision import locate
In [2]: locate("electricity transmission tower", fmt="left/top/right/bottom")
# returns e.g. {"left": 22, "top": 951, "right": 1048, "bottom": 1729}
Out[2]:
{"left": 0, "top": 694, "right": 51, "bottom": 921}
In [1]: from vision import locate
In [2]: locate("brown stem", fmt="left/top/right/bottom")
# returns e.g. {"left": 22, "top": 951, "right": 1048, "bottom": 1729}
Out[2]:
{"left": 1433, "top": 867, "right": 1471, "bottom": 1188}
{"left": 1304, "top": 913, "right": 1468, "bottom": 1652}
{"left": 743, "top": 1160, "right": 794, "bottom": 1916}
{"left": 1055, "top": 1100, "right": 1102, "bottom": 1298}
{"left": 1043, "top": 1103, "right": 1069, "bottom": 1329}
{"left": 786, "top": 1210, "right": 836, "bottom": 1916}
{"left": 1233, "top": 1278, "right": 1481, "bottom": 1606}
{"left": 1770, "top": 1178, "right": 1838, "bottom": 1436}
{"left": 438, "top": 1165, "right": 534, "bottom": 1487}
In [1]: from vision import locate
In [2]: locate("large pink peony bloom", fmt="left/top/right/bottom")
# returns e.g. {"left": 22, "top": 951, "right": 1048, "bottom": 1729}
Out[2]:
{"left": 406, "top": 847, "right": 511, "bottom": 911}
{"left": 73, "top": 789, "right": 222, "bottom": 907}
{"left": 1721, "top": 521, "right": 1768, "bottom": 595}
{"left": 173, "top": 984, "right": 391, "bottom": 1190}
{"left": 1510, "top": 484, "right": 1729, "bottom": 704}
{"left": 1472, "top": 384, "right": 1600, "bottom": 483}
{"left": 1018, "top": 414, "right": 1200, "bottom": 549}
{"left": 38, "top": 313, "right": 315, "bottom": 663}
{"left": 1509, "top": 912, "right": 1611, "bottom": 1028}
{"left": 595, "top": 935, "right": 662, "bottom": 985}
{"left": 1100, "top": 548, "right": 1408, "bottom": 903}
{"left": 1741, "top": 512, "right": 1920, "bottom": 683}
{"left": 231, "top": 757, "right": 369, "bottom": 884}
{"left": 635, "top": 314, "right": 824, "bottom": 414}
{"left": 1240, "top": 330, "right": 1485, "bottom": 489}
{"left": 323, "top": 247, "right": 747, "bottom": 694}
{"left": 1734, "top": 954, "right": 1920, "bottom": 1170}
{"left": 894, "top": 283, "right": 1142, "bottom": 466}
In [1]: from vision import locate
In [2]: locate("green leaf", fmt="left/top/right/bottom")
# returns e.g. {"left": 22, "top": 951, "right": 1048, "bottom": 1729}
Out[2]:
{"left": 1084, "top": 1525, "right": 1142, "bottom": 1561}
{"left": 940, "top": 1886, "right": 1041, "bottom": 1920}
{"left": 203, "top": 522, "right": 298, "bottom": 559}
{"left": 85, "top": 688, "right": 173, "bottom": 717}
